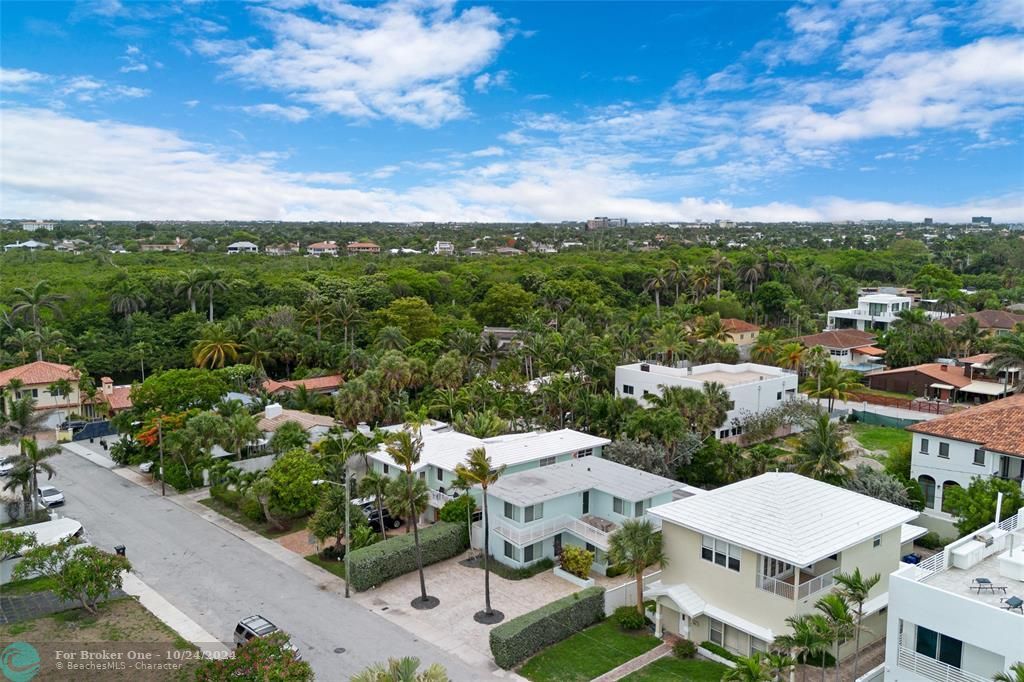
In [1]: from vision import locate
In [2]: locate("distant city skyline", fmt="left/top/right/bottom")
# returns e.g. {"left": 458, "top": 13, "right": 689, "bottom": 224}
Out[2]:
{"left": 1, "top": 0, "right": 1022, "bottom": 222}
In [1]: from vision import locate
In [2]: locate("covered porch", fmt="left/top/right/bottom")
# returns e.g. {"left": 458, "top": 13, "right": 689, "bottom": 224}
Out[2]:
{"left": 755, "top": 554, "right": 841, "bottom": 601}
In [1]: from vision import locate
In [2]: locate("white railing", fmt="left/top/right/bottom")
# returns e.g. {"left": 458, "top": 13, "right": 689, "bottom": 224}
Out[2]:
{"left": 491, "top": 514, "right": 617, "bottom": 550}
{"left": 997, "top": 509, "right": 1021, "bottom": 532}
{"left": 798, "top": 567, "right": 838, "bottom": 599}
{"left": 896, "top": 646, "right": 990, "bottom": 682}
{"left": 756, "top": 573, "right": 795, "bottom": 600}
{"left": 855, "top": 663, "right": 885, "bottom": 682}
{"left": 427, "top": 489, "right": 457, "bottom": 508}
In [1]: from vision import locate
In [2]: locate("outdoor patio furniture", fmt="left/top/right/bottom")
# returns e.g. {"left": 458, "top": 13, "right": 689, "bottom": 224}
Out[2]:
{"left": 971, "top": 578, "right": 1008, "bottom": 594}
{"left": 1001, "top": 596, "right": 1024, "bottom": 613}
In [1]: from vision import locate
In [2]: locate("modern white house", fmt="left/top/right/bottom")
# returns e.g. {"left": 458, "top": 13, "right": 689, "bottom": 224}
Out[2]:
{"left": 614, "top": 362, "right": 799, "bottom": 440}
{"left": 880, "top": 509, "right": 1024, "bottom": 682}
{"left": 644, "top": 473, "right": 922, "bottom": 658}
{"left": 21, "top": 221, "right": 56, "bottom": 232}
{"left": 3, "top": 240, "right": 48, "bottom": 252}
{"left": 907, "top": 394, "right": 1024, "bottom": 530}
{"left": 226, "top": 241, "right": 259, "bottom": 254}
{"left": 796, "top": 329, "right": 886, "bottom": 373}
{"left": 827, "top": 294, "right": 945, "bottom": 332}
{"left": 366, "top": 427, "right": 610, "bottom": 520}
{"left": 480, "top": 457, "right": 691, "bottom": 575}
{"left": 433, "top": 241, "right": 455, "bottom": 255}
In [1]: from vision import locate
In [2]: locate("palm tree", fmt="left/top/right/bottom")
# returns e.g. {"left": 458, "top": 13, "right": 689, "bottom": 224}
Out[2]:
{"left": 5, "top": 328, "right": 40, "bottom": 364}
{"left": 385, "top": 430, "right": 438, "bottom": 609}
{"left": 990, "top": 331, "right": 1024, "bottom": 389}
{"left": 358, "top": 469, "right": 392, "bottom": 540}
{"left": 738, "top": 260, "right": 766, "bottom": 294}
{"left": 375, "top": 326, "right": 409, "bottom": 351}
{"left": 993, "top": 662, "right": 1024, "bottom": 682}
{"left": 698, "top": 313, "right": 731, "bottom": 342}
{"left": 803, "top": 345, "right": 830, "bottom": 410}
{"left": 453, "top": 447, "right": 506, "bottom": 623}
{"left": 834, "top": 568, "right": 881, "bottom": 680}
{"left": 11, "top": 281, "right": 67, "bottom": 360}
{"left": 175, "top": 269, "right": 204, "bottom": 314}
{"left": 793, "top": 414, "right": 851, "bottom": 484}
{"left": 751, "top": 329, "right": 784, "bottom": 364}
{"left": 223, "top": 412, "right": 260, "bottom": 460}
{"left": 723, "top": 653, "right": 775, "bottom": 682}
{"left": 808, "top": 360, "right": 858, "bottom": 412}
{"left": 301, "top": 294, "right": 334, "bottom": 343}
{"left": 0, "top": 396, "right": 47, "bottom": 449}
{"left": 777, "top": 342, "right": 805, "bottom": 375}
{"left": 110, "top": 282, "right": 147, "bottom": 319}
{"left": 709, "top": 251, "right": 731, "bottom": 297}
{"left": 651, "top": 324, "right": 690, "bottom": 367}
{"left": 350, "top": 657, "right": 449, "bottom": 682}
{"left": 688, "top": 265, "right": 713, "bottom": 303}
{"left": 607, "top": 518, "right": 667, "bottom": 615}
{"left": 776, "top": 614, "right": 832, "bottom": 682}
{"left": 815, "top": 593, "right": 855, "bottom": 682}
{"left": 664, "top": 259, "right": 686, "bottom": 302}
{"left": 197, "top": 268, "right": 229, "bottom": 322}
{"left": 643, "top": 270, "right": 669, "bottom": 318}
{"left": 193, "top": 323, "right": 242, "bottom": 368}
{"left": 12, "top": 438, "right": 60, "bottom": 520}
{"left": 333, "top": 296, "right": 362, "bottom": 350}
{"left": 953, "top": 316, "right": 982, "bottom": 358}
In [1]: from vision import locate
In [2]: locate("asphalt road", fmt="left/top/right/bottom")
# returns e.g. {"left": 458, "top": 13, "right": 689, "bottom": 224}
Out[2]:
{"left": 50, "top": 452, "right": 492, "bottom": 680}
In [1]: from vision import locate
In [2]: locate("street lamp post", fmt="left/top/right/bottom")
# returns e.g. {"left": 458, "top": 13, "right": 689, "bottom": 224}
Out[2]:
{"left": 157, "top": 418, "right": 165, "bottom": 497}
{"left": 312, "top": 471, "right": 352, "bottom": 598}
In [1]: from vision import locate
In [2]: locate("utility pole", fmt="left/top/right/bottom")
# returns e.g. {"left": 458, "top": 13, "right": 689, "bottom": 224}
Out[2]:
{"left": 157, "top": 418, "right": 165, "bottom": 497}
{"left": 344, "top": 460, "right": 351, "bottom": 599}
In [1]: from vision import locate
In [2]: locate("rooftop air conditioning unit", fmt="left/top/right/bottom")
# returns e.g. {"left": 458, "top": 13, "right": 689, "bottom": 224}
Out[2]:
{"left": 640, "top": 364, "right": 650, "bottom": 372}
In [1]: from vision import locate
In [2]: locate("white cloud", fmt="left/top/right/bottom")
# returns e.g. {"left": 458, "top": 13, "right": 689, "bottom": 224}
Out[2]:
{"left": 184, "top": 99, "right": 200, "bottom": 108}
{"left": 201, "top": 0, "right": 507, "bottom": 127}
{"left": 120, "top": 63, "right": 149, "bottom": 73}
{"left": 474, "top": 69, "right": 510, "bottom": 92}
{"left": 470, "top": 146, "right": 504, "bottom": 157}
{"left": 239, "top": 103, "right": 311, "bottom": 122}
{"left": 4, "top": 107, "right": 1022, "bottom": 223}
{"left": 0, "top": 68, "right": 49, "bottom": 92}
{"left": 119, "top": 44, "right": 154, "bottom": 74}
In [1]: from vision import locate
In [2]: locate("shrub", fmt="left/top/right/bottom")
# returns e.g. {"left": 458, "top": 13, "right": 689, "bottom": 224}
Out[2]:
{"left": 604, "top": 563, "right": 627, "bottom": 578}
{"left": 489, "top": 586, "right": 605, "bottom": 669}
{"left": 438, "top": 494, "right": 475, "bottom": 545}
{"left": 347, "top": 521, "right": 466, "bottom": 591}
{"left": 613, "top": 606, "right": 646, "bottom": 631}
{"left": 916, "top": 532, "right": 950, "bottom": 550}
{"left": 240, "top": 493, "right": 265, "bottom": 523}
{"left": 699, "top": 642, "right": 739, "bottom": 663}
{"left": 210, "top": 485, "right": 242, "bottom": 509}
{"left": 483, "top": 556, "right": 554, "bottom": 581}
{"left": 673, "top": 639, "right": 697, "bottom": 659}
{"left": 559, "top": 545, "right": 593, "bottom": 579}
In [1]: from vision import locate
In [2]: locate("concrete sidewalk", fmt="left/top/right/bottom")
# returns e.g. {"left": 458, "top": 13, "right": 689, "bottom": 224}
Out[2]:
{"left": 122, "top": 573, "right": 231, "bottom": 655}
{"left": 62, "top": 441, "right": 117, "bottom": 468}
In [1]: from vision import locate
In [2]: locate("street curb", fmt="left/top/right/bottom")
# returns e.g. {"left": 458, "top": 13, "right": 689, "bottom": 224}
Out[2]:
{"left": 121, "top": 572, "right": 231, "bottom": 655}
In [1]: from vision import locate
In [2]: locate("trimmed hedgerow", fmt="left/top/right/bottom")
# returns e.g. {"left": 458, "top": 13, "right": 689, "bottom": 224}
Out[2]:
{"left": 346, "top": 521, "right": 466, "bottom": 591}
{"left": 489, "top": 586, "right": 605, "bottom": 669}
{"left": 699, "top": 642, "right": 739, "bottom": 663}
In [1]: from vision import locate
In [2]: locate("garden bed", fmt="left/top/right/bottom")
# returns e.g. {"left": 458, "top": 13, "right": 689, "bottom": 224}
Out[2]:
{"left": 518, "top": 619, "right": 660, "bottom": 682}
{"left": 198, "top": 496, "right": 307, "bottom": 539}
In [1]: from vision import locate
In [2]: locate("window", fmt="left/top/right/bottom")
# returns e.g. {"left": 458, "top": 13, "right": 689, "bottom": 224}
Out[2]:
{"left": 709, "top": 618, "right": 724, "bottom": 646}
{"left": 919, "top": 438, "right": 929, "bottom": 454}
{"left": 539, "top": 456, "right": 556, "bottom": 467}
{"left": 938, "top": 442, "right": 949, "bottom": 459}
{"left": 504, "top": 502, "right": 520, "bottom": 522}
{"left": 613, "top": 497, "right": 624, "bottom": 515}
{"left": 524, "top": 542, "right": 537, "bottom": 563}
{"left": 585, "top": 542, "right": 596, "bottom": 553}
{"left": 919, "top": 475, "right": 936, "bottom": 509}
{"left": 873, "top": 534, "right": 882, "bottom": 548}
{"left": 436, "top": 467, "right": 443, "bottom": 481}
{"left": 701, "top": 535, "right": 741, "bottom": 571}
{"left": 582, "top": 491, "right": 590, "bottom": 514}
{"left": 634, "top": 500, "right": 645, "bottom": 517}
{"left": 750, "top": 638, "right": 768, "bottom": 655}
{"left": 382, "top": 463, "right": 389, "bottom": 475}
{"left": 915, "top": 626, "right": 963, "bottom": 668}
{"left": 776, "top": 391, "right": 782, "bottom": 400}
{"left": 576, "top": 448, "right": 593, "bottom": 458}
{"left": 524, "top": 503, "right": 544, "bottom": 522}
{"left": 719, "top": 429, "right": 730, "bottom": 439}
{"left": 728, "top": 400, "right": 736, "bottom": 410}
{"left": 503, "top": 541, "right": 519, "bottom": 561}
{"left": 622, "top": 384, "right": 635, "bottom": 395}
{"left": 973, "top": 448, "right": 986, "bottom": 466}
{"left": 419, "top": 471, "right": 426, "bottom": 481}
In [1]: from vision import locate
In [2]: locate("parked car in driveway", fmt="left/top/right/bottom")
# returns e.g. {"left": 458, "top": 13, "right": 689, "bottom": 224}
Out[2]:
{"left": 361, "top": 502, "right": 402, "bottom": 531}
{"left": 0, "top": 458, "right": 14, "bottom": 476}
{"left": 233, "top": 615, "right": 300, "bottom": 658}
{"left": 36, "top": 485, "right": 65, "bottom": 507}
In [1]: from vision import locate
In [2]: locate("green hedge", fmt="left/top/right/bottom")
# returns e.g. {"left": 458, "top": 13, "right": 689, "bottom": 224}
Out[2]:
{"left": 699, "top": 642, "right": 739, "bottom": 662}
{"left": 346, "top": 521, "right": 467, "bottom": 591}
{"left": 489, "top": 586, "right": 605, "bottom": 669}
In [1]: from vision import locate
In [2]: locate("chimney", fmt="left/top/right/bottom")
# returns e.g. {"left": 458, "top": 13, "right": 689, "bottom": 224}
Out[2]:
{"left": 940, "top": 364, "right": 948, "bottom": 372}
{"left": 265, "top": 403, "right": 283, "bottom": 419}
{"left": 100, "top": 377, "right": 114, "bottom": 396}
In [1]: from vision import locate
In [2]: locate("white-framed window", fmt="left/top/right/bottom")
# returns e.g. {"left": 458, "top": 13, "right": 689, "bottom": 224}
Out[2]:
{"left": 973, "top": 449, "right": 985, "bottom": 466}
{"left": 873, "top": 534, "right": 882, "bottom": 548}
{"left": 709, "top": 618, "right": 724, "bottom": 646}
{"left": 938, "top": 442, "right": 949, "bottom": 459}
{"left": 504, "top": 502, "right": 520, "bottom": 522}
{"left": 701, "top": 535, "right": 741, "bottom": 571}
{"left": 503, "top": 541, "right": 519, "bottom": 561}
{"left": 539, "top": 456, "right": 556, "bottom": 467}
{"left": 751, "top": 637, "right": 768, "bottom": 655}
{"left": 613, "top": 497, "right": 624, "bottom": 515}
{"left": 576, "top": 448, "right": 593, "bottom": 458}
{"left": 920, "top": 438, "right": 929, "bottom": 454}
{"left": 436, "top": 467, "right": 444, "bottom": 481}
{"left": 622, "top": 384, "right": 635, "bottom": 395}
{"left": 524, "top": 503, "right": 544, "bottom": 522}
{"left": 634, "top": 500, "right": 645, "bottom": 517}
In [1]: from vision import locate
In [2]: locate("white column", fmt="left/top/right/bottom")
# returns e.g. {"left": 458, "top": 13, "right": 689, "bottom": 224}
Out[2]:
{"left": 654, "top": 600, "right": 662, "bottom": 637}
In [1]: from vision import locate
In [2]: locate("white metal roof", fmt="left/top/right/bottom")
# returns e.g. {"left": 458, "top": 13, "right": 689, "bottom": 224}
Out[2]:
{"left": 901, "top": 523, "right": 929, "bottom": 545}
{"left": 486, "top": 457, "right": 678, "bottom": 507}
{"left": 649, "top": 472, "right": 919, "bottom": 566}
{"left": 645, "top": 579, "right": 775, "bottom": 641}
{"left": 18, "top": 517, "right": 83, "bottom": 546}
{"left": 961, "top": 381, "right": 1008, "bottom": 396}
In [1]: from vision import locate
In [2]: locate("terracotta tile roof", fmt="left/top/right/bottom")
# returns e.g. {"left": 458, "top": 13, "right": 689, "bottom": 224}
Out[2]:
{"left": 102, "top": 386, "right": 133, "bottom": 411}
{"left": 939, "top": 310, "right": 1024, "bottom": 331}
{"left": 865, "top": 363, "right": 974, "bottom": 388}
{"left": 307, "top": 241, "right": 338, "bottom": 249}
{"left": 907, "top": 394, "right": 1024, "bottom": 456}
{"left": 854, "top": 346, "right": 886, "bottom": 357}
{"left": 0, "top": 361, "right": 80, "bottom": 387}
{"left": 347, "top": 241, "right": 379, "bottom": 248}
{"left": 797, "top": 329, "right": 876, "bottom": 350}
{"left": 262, "top": 375, "right": 344, "bottom": 394}
{"left": 960, "top": 352, "right": 996, "bottom": 365}
{"left": 258, "top": 408, "right": 335, "bottom": 432}
{"left": 721, "top": 318, "right": 760, "bottom": 333}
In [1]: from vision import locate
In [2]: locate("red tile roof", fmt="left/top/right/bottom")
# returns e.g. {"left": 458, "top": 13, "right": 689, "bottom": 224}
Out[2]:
{"left": 262, "top": 375, "right": 344, "bottom": 395}
{"left": 939, "top": 310, "right": 1024, "bottom": 331}
{"left": 865, "top": 363, "right": 974, "bottom": 388}
{"left": 797, "top": 329, "right": 876, "bottom": 350}
{"left": 854, "top": 346, "right": 886, "bottom": 357}
{"left": 721, "top": 318, "right": 760, "bottom": 333}
{"left": 907, "top": 394, "right": 1024, "bottom": 456}
{"left": 960, "top": 352, "right": 996, "bottom": 365}
{"left": 0, "top": 361, "right": 80, "bottom": 387}
{"left": 307, "top": 241, "right": 338, "bottom": 249}
{"left": 258, "top": 408, "right": 336, "bottom": 432}
{"left": 102, "top": 385, "right": 133, "bottom": 412}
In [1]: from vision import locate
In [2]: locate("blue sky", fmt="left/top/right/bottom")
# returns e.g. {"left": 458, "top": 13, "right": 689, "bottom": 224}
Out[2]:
{"left": 1, "top": 0, "right": 1022, "bottom": 222}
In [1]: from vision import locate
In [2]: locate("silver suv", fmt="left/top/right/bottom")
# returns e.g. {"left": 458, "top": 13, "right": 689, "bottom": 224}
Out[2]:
{"left": 233, "top": 616, "right": 300, "bottom": 658}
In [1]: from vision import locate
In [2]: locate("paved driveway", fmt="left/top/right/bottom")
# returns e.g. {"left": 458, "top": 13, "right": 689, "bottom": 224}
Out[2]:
{"left": 353, "top": 555, "right": 578, "bottom": 670}
{"left": 49, "top": 451, "right": 495, "bottom": 681}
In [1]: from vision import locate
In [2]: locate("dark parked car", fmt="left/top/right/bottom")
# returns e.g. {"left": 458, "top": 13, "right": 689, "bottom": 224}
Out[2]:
{"left": 361, "top": 503, "right": 402, "bottom": 531}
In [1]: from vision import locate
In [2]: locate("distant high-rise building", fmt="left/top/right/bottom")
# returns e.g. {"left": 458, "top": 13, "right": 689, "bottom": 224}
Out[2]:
{"left": 971, "top": 216, "right": 992, "bottom": 225}
{"left": 586, "top": 217, "right": 628, "bottom": 230}
{"left": 923, "top": 217, "right": 933, "bottom": 225}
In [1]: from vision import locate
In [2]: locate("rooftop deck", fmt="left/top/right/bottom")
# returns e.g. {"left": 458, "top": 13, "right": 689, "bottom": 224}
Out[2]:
{"left": 925, "top": 546, "right": 1024, "bottom": 609}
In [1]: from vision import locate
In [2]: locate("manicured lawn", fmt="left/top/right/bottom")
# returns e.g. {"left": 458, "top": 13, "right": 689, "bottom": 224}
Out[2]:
{"left": 519, "top": 619, "right": 661, "bottom": 682}
{"left": 198, "top": 496, "right": 307, "bottom": 538}
{"left": 305, "top": 552, "right": 346, "bottom": 578}
{"left": 1, "top": 575, "right": 58, "bottom": 595}
{"left": 851, "top": 424, "right": 911, "bottom": 454}
{"left": 620, "top": 656, "right": 728, "bottom": 682}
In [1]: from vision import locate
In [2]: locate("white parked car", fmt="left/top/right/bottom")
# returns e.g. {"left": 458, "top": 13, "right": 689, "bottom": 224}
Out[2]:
{"left": 36, "top": 485, "right": 65, "bottom": 507}
{"left": 139, "top": 461, "right": 154, "bottom": 473}
{"left": 0, "top": 458, "right": 15, "bottom": 476}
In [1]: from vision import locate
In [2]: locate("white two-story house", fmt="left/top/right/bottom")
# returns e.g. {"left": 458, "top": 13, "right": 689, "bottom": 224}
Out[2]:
{"left": 644, "top": 473, "right": 920, "bottom": 658}
{"left": 481, "top": 457, "right": 693, "bottom": 575}
{"left": 614, "top": 362, "right": 799, "bottom": 440}
{"left": 907, "top": 394, "right": 1024, "bottom": 529}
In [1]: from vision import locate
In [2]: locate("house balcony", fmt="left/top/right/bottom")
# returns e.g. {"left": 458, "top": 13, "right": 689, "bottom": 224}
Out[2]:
{"left": 490, "top": 514, "right": 621, "bottom": 551}
{"left": 427, "top": 489, "right": 458, "bottom": 508}
{"left": 895, "top": 636, "right": 990, "bottom": 682}
{"left": 756, "top": 566, "right": 839, "bottom": 601}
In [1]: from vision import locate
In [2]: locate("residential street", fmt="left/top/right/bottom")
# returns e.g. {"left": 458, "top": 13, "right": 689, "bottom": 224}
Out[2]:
{"left": 49, "top": 452, "right": 498, "bottom": 681}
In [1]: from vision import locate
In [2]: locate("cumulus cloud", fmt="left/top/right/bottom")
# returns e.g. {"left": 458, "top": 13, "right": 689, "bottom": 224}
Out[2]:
{"left": 0, "top": 68, "right": 50, "bottom": 92}
{"left": 3, "top": 107, "right": 1021, "bottom": 223}
{"left": 239, "top": 103, "right": 311, "bottom": 122}
{"left": 470, "top": 146, "right": 505, "bottom": 157}
{"left": 200, "top": 0, "right": 507, "bottom": 127}
{"left": 474, "top": 70, "right": 510, "bottom": 92}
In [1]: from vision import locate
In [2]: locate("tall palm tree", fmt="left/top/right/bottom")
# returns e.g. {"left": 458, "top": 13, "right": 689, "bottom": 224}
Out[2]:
{"left": 197, "top": 268, "right": 229, "bottom": 322}
{"left": 11, "top": 280, "right": 67, "bottom": 339}
{"left": 5, "top": 329, "right": 39, "bottom": 364}
{"left": 110, "top": 283, "right": 147, "bottom": 319}
{"left": 808, "top": 360, "right": 858, "bottom": 412}
{"left": 651, "top": 324, "right": 690, "bottom": 367}
{"left": 777, "top": 342, "right": 805, "bottom": 375}
{"left": 375, "top": 326, "right": 410, "bottom": 352}
{"left": 0, "top": 397, "right": 47, "bottom": 450}
{"left": 709, "top": 250, "right": 731, "bottom": 297}
{"left": 803, "top": 345, "right": 830, "bottom": 410}
{"left": 301, "top": 294, "right": 334, "bottom": 343}
{"left": 607, "top": 518, "right": 667, "bottom": 615}
{"left": 698, "top": 313, "right": 731, "bottom": 342}
{"left": 333, "top": 296, "right": 362, "bottom": 350}
{"left": 643, "top": 270, "right": 669, "bottom": 318}
{"left": 990, "top": 331, "right": 1024, "bottom": 389}
{"left": 454, "top": 447, "right": 506, "bottom": 623}
{"left": 953, "top": 316, "right": 982, "bottom": 358}
{"left": 175, "top": 269, "right": 204, "bottom": 314}
{"left": 834, "top": 568, "right": 881, "bottom": 680}
{"left": 793, "top": 414, "right": 851, "bottom": 484}
{"left": 358, "top": 469, "right": 391, "bottom": 540}
{"left": 664, "top": 259, "right": 686, "bottom": 302}
{"left": 738, "top": 260, "right": 766, "bottom": 294}
{"left": 992, "top": 662, "right": 1024, "bottom": 682}
{"left": 688, "top": 265, "right": 713, "bottom": 303}
{"left": 751, "top": 329, "right": 784, "bottom": 364}
{"left": 193, "top": 323, "right": 242, "bottom": 368}
{"left": 385, "top": 430, "right": 438, "bottom": 609}
{"left": 12, "top": 438, "right": 60, "bottom": 520}
{"left": 815, "top": 593, "right": 855, "bottom": 682}
{"left": 223, "top": 412, "right": 260, "bottom": 460}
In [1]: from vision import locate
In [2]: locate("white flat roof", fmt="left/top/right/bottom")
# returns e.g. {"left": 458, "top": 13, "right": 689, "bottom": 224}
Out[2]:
{"left": 961, "top": 381, "right": 1008, "bottom": 396}
{"left": 618, "top": 362, "right": 789, "bottom": 387}
{"left": 859, "top": 294, "right": 911, "bottom": 303}
{"left": 649, "top": 472, "right": 919, "bottom": 566}
{"left": 487, "top": 457, "right": 679, "bottom": 507}
{"left": 369, "top": 428, "right": 609, "bottom": 473}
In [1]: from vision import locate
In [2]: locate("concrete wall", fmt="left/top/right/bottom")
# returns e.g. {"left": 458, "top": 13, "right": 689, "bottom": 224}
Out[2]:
{"left": 910, "top": 433, "right": 987, "bottom": 514}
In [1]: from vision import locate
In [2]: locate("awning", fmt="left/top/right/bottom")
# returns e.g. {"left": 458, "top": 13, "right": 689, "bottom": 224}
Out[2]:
{"left": 861, "top": 592, "right": 889, "bottom": 617}
{"left": 645, "top": 580, "right": 775, "bottom": 642}
{"left": 929, "top": 383, "right": 956, "bottom": 390}
{"left": 961, "top": 381, "right": 1008, "bottom": 396}
{"left": 901, "top": 523, "right": 928, "bottom": 545}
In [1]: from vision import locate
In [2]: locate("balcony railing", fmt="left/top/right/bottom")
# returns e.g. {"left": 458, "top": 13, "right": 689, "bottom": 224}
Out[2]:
{"left": 490, "top": 514, "right": 618, "bottom": 550}
{"left": 756, "top": 567, "right": 838, "bottom": 601}
{"left": 427, "top": 489, "right": 457, "bottom": 508}
{"left": 896, "top": 646, "right": 990, "bottom": 682}
{"left": 756, "top": 574, "right": 795, "bottom": 600}
{"left": 798, "top": 567, "right": 838, "bottom": 599}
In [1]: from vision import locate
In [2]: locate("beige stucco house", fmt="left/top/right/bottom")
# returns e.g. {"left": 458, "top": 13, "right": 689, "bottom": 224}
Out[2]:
{"left": 645, "top": 472, "right": 922, "bottom": 659}
{"left": 0, "top": 361, "right": 82, "bottom": 428}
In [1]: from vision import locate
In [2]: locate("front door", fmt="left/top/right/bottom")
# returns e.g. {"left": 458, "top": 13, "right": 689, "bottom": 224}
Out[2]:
{"left": 679, "top": 613, "right": 689, "bottom": 638}
{"left": 554, "top": 533, "right": 563, "bottom": 556}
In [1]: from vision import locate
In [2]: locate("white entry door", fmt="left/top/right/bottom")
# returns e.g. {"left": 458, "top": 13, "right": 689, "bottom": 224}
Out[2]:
{"left": 679, "top": 613, "right": 690, "bottom": 638}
